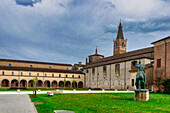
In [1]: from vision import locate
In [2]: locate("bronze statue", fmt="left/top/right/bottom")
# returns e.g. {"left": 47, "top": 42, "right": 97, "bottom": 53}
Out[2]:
{"left": 135, "top": 61, "right": 146, "bottom": 89}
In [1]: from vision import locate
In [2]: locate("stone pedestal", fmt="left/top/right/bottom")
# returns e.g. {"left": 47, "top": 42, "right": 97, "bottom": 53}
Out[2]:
{"left": 134, "top": 89, "right": 149, "bottom": 102}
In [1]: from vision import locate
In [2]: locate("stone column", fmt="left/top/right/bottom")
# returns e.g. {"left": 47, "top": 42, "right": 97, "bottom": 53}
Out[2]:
{"left": 9, "top": 81, "right": 11, "bottom": 88}
{"left": 27, "top": 81, "right": 29, "bottom": 88}
{"left": 50, "top": 82, "right": 52, "bottom": 88}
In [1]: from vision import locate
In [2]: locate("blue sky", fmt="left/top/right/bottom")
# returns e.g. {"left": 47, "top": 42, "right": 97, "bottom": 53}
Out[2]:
{"left": 0, "top": 0, "right": 170, "bottom": 64}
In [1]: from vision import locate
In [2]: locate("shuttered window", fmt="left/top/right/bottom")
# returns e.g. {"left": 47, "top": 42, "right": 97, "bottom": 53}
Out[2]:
{"left": 157, "top": 59, "right": 161, "bottom": 68}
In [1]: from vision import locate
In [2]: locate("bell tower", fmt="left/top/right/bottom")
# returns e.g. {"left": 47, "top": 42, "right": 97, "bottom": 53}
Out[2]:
{"left": 113, "top": 21, "right": 127, "bottom": 55}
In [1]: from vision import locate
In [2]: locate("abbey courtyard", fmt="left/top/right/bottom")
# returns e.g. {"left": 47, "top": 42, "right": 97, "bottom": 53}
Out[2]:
{"left": 0, "top": 22, "right": 169, "bottom": 93}
{"left": 0, "top": 21, "right": 169, "bottom": 113}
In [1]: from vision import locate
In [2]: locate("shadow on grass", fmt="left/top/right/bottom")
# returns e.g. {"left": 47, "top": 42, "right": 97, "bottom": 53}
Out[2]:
{"left": 113, "top": 97, "right": 134, "bottom": 101}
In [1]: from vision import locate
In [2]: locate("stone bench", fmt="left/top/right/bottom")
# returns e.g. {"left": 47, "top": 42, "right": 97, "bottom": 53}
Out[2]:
{"left": 47, "top": 92, "right": 54, "bottom": 96}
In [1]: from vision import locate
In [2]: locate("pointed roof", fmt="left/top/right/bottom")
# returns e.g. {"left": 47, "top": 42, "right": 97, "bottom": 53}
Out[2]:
{"left": 116, "top": 21, "right": 124, "bottom": 40}
{"left": 88, "top": 47, "right": 104, "bottom": 57}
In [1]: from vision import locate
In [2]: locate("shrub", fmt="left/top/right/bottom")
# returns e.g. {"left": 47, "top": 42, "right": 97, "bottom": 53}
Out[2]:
{"left": 161, "top": 78, "right": 170, "bottom": 94}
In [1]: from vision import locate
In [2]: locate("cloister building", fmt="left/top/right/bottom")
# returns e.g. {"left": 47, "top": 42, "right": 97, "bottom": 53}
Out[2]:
{"left": 0, "top": 59, "right": 84, "bottom": 88}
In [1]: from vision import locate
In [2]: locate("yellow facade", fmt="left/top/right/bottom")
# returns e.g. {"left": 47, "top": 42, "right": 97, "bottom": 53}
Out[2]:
{"left": 0, "top": 59, "right": 84, "bottom": 88}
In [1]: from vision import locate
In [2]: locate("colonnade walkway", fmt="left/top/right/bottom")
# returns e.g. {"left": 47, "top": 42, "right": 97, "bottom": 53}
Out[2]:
{"left": 0, "top": 94, "right": 37, "bottom": 113}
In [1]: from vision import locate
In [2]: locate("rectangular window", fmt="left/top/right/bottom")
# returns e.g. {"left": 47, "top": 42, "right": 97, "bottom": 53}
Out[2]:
{"left": 66, "top": 75, "right": 68, "bottom": 78}
{"left": 30, "top": 65, "right": 33, "bottom": 68}
{"left": 52, "top": 74, "right": 54, "bottom": 77}
{"left": 78, "top": 75, "right": 80, "bottom": 78}
{"left": 12, "top": 72, "right": 14, "bottom": 75}
{"left": 157, "top": 59, "right": 161, "bottom": 68}
{"left": 132, "top": 79, "right": 134, "bottom": 86}
{"left": 21, "top": 72, "right": 23, "bottom": 76}
{"left": 59, "top": 74, "right": 61, "bottom": 77}
{"left": 2, "top": 71, "right": 4, "bottom": 75}
{"left": 8, "top": 63, "right": 12, "bottom": 66}
{"left": 49, "top": 66, "right": 51, "bottom": 69}
{"left": 45, "top": 73, "right": 47, "bottom": 77}
{"left": 37, "top": 73, "right": 39, "bottom": 77}
{"left": 29, "top": 73, "right": 31, "bottom": 76}
{"left": 72, "top": 75, "right": 74, "bottom": 78}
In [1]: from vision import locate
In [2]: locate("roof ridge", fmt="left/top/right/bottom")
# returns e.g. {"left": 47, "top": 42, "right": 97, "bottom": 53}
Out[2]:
{"left": 0, "top": 58, "right": 72, "bottom": 66}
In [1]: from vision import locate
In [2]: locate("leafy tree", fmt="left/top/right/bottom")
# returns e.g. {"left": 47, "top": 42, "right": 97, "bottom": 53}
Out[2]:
{"left": 33, "top": 76, "right": 38, "bottom": 98}
{"left": 72, "top": 80, "right": 77, "bottom": 88}
{"left": 161, "top": 78, "right": 170, "bottom": 94}
{"left": 64, "top": 79, "right": 66, "bottom": 88}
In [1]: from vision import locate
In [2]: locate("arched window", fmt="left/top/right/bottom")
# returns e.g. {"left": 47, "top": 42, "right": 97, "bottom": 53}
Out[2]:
{"left": 115, "top": 64, "right": 120, "bottom": 76}
{"left": 115, "top": 64, "right": 120, "bottom": 69}
{"left": 131, "top": 61, "right": 137, "bottom": 67}
{"left": 86, "top": 70, "right": 88, "bottom": 73}
{"left": 2, "top": 71, "right": 4, "bottom": 75}
{"left": 115, "top": 43, "right": 118, "bottom": 48}
{"left": 103, "top": 66, "right": 107, "bottom": 70}
{"left": 52, "top": 74, "right": 54, "bottom": 77}
{"left": 66, "top": 75, "right": 68, "bottom": 78}
{"left": 92, "top": 68, "right": 95, "bottom": 75}
{"left": 103, "top": 66, "right": 107, "bottom": 78}
{"left": 122, "top": 43, "right": 125, "bottom": 47}
{"left": 131, "top": 61, "right": 137, "bottom": 69}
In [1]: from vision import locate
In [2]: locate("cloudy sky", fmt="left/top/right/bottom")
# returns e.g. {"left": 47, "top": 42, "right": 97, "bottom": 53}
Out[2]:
{"left": 0, "top": 0, "right": 170, "bottom": 64}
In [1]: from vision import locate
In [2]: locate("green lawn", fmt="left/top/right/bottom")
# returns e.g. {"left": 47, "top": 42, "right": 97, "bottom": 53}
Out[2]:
{"left": 30, "top": 93, "right": 170, "bottom": 113}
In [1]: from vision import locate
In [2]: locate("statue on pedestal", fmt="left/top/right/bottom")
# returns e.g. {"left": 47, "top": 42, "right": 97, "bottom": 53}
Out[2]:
{"left": 134, "top": 61, "right": 149, "bottom": 102}
{"left": 135, "top": 61, "right": 146, "bottom": 89}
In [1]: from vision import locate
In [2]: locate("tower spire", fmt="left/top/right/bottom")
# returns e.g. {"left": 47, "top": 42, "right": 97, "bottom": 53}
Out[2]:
{"left": 113, "top": 21, "right": 127, "bottom": 55}
{"left": 116, "top": 20, "right": 124, "bottom": 40}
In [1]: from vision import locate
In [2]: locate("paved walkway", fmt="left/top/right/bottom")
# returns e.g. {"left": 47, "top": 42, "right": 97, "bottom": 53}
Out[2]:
{"left": 0, "top": 94, "right": 37, "bottom": 113}
{"left": 0, "top": 90, "right": 134, "bottom": 94}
